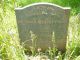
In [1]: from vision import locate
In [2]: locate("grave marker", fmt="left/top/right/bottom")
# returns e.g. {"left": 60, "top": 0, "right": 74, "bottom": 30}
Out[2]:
{"left": 15, "top": 3, "right": 70, "bottom": 51}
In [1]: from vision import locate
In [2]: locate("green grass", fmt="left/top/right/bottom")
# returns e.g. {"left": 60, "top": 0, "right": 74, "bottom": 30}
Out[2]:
{"left": 0, "top": 0, "right": 80, "bottom": 60}
{"left": 0, "top": 1, "right": 26, "bottom": 60}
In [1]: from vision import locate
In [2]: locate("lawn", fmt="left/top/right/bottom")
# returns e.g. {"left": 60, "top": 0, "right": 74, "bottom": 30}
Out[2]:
{"left": 0, "top": 0, "right": 80, "bottom": 60}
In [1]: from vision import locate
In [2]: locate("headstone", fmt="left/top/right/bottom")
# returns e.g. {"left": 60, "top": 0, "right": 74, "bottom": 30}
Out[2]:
{"left": 15, "top": 3, "right": 70, "bottom": 51}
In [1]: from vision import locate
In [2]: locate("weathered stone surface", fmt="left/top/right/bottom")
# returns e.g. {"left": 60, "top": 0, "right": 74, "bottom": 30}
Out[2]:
{"left": 15, "top": 3, "right": 70, "bottom": 51}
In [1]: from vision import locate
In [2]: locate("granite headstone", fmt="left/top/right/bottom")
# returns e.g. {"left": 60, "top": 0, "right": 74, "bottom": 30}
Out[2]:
{"left": 15, "top": 3, "right": 70, "bottom": 51}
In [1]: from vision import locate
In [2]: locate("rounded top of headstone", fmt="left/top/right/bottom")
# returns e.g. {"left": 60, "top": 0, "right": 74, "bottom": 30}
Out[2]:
{"left": 15, "top": 2, "right": 70, "bottom": 10}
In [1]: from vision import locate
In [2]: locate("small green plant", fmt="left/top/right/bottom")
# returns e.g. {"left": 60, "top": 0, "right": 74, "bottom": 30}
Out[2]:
{"left": 30, "top": 31, "right": 37, "bottom": 56}
{"left": 46, "top": 32, "right": 58, "bottom": 60}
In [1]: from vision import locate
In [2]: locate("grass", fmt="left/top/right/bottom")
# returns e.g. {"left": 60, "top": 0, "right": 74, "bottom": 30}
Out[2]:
{"left": 0, "top": 0, "right": 80, "bottom": 60}
{"left": 0, "top": 1, "right": 26, "bottom": 60}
